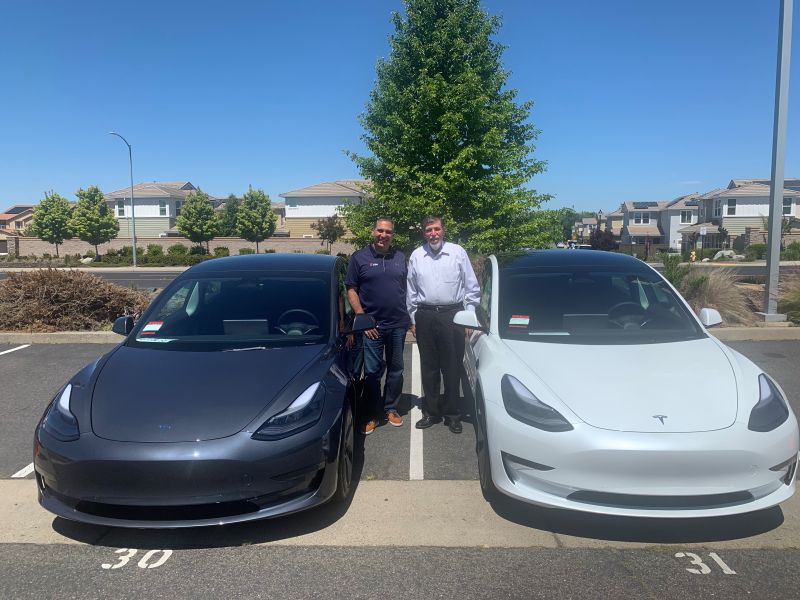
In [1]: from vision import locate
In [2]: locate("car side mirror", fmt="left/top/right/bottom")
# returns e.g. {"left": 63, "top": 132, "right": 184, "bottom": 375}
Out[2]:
{"left": 698, "top": 307, "right": 723, "bottom": 328}
{"left": 350, "top": 313, "right": 377, "bottom": 333}
{"left": 453, "top": 310, "right": 487, "bottom": 332}
{"left": 112, "top": 315, "right": 135, "bottom": 336}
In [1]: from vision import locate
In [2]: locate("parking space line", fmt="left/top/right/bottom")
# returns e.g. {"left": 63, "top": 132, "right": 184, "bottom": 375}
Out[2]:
{"left": 409, "top": 343, "right": 424, "bottom": 480}
{"left": 0, "top": 344, "right": 30, "bottom": 356}
{"left": 11, "top": 463, "right": 34, "bottom": 478}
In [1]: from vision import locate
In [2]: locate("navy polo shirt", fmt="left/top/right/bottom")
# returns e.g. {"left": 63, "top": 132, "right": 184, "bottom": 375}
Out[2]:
{"left": 345, "top": 245, "right": 410, "bottom": 329}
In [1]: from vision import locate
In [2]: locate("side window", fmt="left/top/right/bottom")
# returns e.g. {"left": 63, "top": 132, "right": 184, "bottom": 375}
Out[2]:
{"left": 336, "top": 258, "right": 351, "bottom": 331}
{"left": 477, "top": 264, "right": 492, "bottom": 328}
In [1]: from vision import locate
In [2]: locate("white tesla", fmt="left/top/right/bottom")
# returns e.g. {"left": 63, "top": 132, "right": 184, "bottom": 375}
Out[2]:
{"left": 455, "top": 250, "right": 798, "bottom": 518}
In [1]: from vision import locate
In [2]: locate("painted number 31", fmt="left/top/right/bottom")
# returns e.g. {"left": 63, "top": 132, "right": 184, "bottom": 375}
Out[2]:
{"left": 102, "top": 548, "right": 173, "bottom": 570}
{"left": 675, "top": 552, "right": 736, "bottom": 575}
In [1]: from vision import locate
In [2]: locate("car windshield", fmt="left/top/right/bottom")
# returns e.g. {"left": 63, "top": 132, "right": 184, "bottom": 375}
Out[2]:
{"left": 127, "top": 271, "right": 331, "bottom": 351}
{"left": 498, "top": 265, "right": 705, "bottom": 345}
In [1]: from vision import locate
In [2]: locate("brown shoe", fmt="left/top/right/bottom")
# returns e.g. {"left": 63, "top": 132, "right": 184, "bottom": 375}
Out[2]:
{"left": 386, "top": 410, "right": 403, "bottom": 427}
{"left": 361, "top": 419, "right": 378, "bottom": 435}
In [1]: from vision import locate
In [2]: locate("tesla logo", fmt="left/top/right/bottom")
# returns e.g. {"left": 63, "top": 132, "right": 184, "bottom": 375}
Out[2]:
{"left": 158, "top": 424, "right": 173, "bottom": 431}
{"left": 653, "top": 415, "right": 668, "bottom": 425}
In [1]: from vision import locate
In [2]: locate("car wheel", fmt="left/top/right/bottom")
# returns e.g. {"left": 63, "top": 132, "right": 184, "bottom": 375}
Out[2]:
{"left": 474, "top": 390, "right": 499, "bottom": 502}
{"left": 333, "top": 400, "right": 355, "bottom": 503}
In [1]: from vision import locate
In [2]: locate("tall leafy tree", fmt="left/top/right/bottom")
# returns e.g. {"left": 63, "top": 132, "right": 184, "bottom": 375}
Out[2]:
{"left": 29, "top": 191, "right": 73, "bottom": 257}
{"left": 69, "top": 185, "right": 119, "bottom": 257}
{"left": 176, "top": 189, "right": 217, "bottom": 252}
{"left": 218, "top": 194, "right": 242, "bottom": 236}
{"left": 343, "top": 0, "right": 552, "bottom": 254}
{"left": 310, "top": 214, "right": 346, "bottom": 252}
{"left": 236, "top": 186, "right": 276, "bottom": 252}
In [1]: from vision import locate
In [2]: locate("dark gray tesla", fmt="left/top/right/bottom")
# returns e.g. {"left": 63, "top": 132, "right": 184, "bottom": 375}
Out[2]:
{"left": 34, "top": 254, "right": 373, "bottom": 528}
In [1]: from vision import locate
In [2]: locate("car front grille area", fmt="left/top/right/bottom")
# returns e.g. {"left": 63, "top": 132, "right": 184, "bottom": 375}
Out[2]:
{"left": 567, "top": 490, "right": 754, "bottom": 510}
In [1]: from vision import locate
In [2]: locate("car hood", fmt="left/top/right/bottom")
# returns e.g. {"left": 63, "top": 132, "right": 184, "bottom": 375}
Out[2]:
{"left": 91, "top": 345, "right": 324, "bottom": 442}
{"left": 502, "top": 337, "right": 738, "bottom": 433}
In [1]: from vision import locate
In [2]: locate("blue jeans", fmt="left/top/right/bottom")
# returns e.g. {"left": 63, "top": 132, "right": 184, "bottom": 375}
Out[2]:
{"left": 360, "top": 327, "right": 407, "bottom": 419}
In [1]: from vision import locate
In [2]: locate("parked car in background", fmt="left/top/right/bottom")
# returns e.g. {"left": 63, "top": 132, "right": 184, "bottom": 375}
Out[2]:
{"left": 34, "top": 254, "right": 373, "bottom": 528}
{"left": 455, "top": 250, "right": 798, "bottom": 518}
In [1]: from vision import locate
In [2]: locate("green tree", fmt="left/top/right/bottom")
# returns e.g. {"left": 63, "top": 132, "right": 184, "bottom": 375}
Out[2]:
{"left": 69, "top": 185, "right": 119, "bottom": 257}
{"left": 310, "top": 214, "right": 346, "bottom": 252}
{"left": 218, "top": 194, "right": 241, "bottom": 236}
{"left": 176, "top": 188, "right": 217, "bottom": 252}
{"left": 556, "top": 207, "right": 579, "bottom": 241}
{"left": 236, "top": 186, "right": 276, "bottom": 252}
{"left": 589, "top": 226, "right": 616, "bottom": 251}
{"left": 29, "top": 191, "right": 73, "bottom": 257}
{"left": 343, "top": 0, "right": 552, "bottom": 254}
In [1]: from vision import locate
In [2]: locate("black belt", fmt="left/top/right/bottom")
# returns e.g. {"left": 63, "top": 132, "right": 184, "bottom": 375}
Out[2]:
{"left": 417, "top": 303, "right": 463, "bottom": 312}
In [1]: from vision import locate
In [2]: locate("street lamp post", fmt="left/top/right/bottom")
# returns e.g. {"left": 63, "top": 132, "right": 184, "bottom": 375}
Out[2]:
{"left": 109, "top": 132, "right": 137, "bottom": 268}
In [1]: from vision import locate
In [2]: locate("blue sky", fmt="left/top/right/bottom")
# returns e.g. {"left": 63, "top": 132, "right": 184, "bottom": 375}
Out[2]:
{"left": 1, "top": 0, "right": 798, "bottom": 212}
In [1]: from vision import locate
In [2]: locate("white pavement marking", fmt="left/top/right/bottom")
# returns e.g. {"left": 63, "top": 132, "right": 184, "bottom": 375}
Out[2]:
{"left": 409, "top": 343, "right": 424, "bottom": 481}
{"left": 11, "top": 463, "right": 34, "bottom": 478}
{"left": 0, "top": 344, "right": 30, "bottom": 356}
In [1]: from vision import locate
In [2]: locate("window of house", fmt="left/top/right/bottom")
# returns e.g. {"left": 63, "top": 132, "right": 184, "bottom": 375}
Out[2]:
{"left": 15, "top": 221, "right": 22, "bottom": 229}
{"left": 159, "top": 199, "right": 167, "bottom": 216}
{"left": 117, "top": 200, "right": 125, "bottom": 217}
{"left": 642, "top": 213, "right": 650, "bottom": 224}
{"left": 713, "top": 199, "right": 722, "bottom": 218}
{"left": 175, "top": 200, "right": 183, "bottom": 216}
{"left": 633, "top": 212, "right": 642, "bottom": 224}
{"left": 784, "top": 197, "right": 793, "bottom": 216}
{"left": 287, "top": 199, "right": 298, "bottom": 208}
{"left": 680, "top": 210, "right": 692, "bottom": 224}
{"left": 727, "top": 199, "right": 736, "bottom": 216}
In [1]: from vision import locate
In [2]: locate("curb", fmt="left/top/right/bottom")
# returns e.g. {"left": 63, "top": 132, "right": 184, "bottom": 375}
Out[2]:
{"left": 0, "top": 327, "right": 798, "bottom": 345}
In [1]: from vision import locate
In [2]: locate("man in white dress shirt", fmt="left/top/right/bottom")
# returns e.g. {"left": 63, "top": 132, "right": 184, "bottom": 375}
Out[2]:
{"left": 407, "top": 216, "right": 480, "bottom": 433}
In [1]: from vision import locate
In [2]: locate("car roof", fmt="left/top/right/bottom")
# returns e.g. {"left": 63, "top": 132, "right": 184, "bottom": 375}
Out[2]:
{"left": 495, "top": 249, "right": 649, "bottom": 270}
{"left": 185, "top": 253, "right": 338, "bottom": 275}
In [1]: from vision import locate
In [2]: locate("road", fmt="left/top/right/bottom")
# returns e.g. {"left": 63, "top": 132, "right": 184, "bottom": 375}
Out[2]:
{"left": 1, "top": 340, "right": 799, "bottom": 599}
{"left": 1, "top": 262, "right": 799, "bottom": 289}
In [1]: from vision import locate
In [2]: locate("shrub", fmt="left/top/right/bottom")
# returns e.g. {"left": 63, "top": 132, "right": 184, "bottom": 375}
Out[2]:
{"left": 213, "top": 246, "right": 230, "bottom": 257}
{"left": 239, "top": 248, "right": 255, "bottom": 255}
{"left": 0, "top": 269, "right": 152, "bottom": 332}
{"left": 744, "top": 243, "right": 767, "bottom": 261}
{"left": 779, "top": 274, "right": 800, "bottom": 324}
{"left": 84, "top": 250, "right": 96, "bottom": 258}
{"left": 106, "top": 248, "right": 119, "bottom": 257}
{"left": 42, "top": 253, "right": 52, "bottom": 260}
{"left": 679, "top": 268, "right": 753, "bottom": 326}
{"left": 147, "top": 244, "right": 164, "bottom": 257}
{"left": 658, "top": 252, "right": 690, "bottom": 289}
{"left": 263, "top": 248, "right": 275, "bottom": 253}
{"left": 781, "top": 241, "right": 800, "bottom": 261}
{"left": 189, "top": 245, "right": 207, "bottom": 255}
{"left": 701, "top": 247, "right": 721, "bottom": 260}
{"left": 167, "top": 243, "right": 188, "bottom": 256}
{"left": 315, "top": 249, "right": 331, "bottom": 255}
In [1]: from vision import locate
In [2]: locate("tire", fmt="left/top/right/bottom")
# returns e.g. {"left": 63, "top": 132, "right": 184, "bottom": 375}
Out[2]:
{"left": 474, "top": 390, "right": 499, "bottom": 502}
{"left": 332, "top": 400, "right": 355, "bottom": 503}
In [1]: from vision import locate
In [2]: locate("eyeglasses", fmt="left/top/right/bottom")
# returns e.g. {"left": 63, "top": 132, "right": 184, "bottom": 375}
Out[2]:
{"left": 375, "top": 228, "right": 394, "bottom": 234}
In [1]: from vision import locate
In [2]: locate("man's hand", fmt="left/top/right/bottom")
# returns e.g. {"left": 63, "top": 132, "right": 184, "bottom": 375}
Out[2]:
{"left": 345, "top": 334, "right": 355, "bottom": 349}
{"left": 364, "top": 328, "right": 380, "bottom": 340}
{"left": 465, "top": 327, "right": 474, "bottom": 337}
{"left": 410, "top": 324, "right": 416, "bottom": 338}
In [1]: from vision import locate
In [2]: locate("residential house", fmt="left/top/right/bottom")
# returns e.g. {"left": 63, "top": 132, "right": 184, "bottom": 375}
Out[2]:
{"left": 680, "top": 179, "right": 800, "bottom": 249}
{"left": 279, "top": 180, "right": 369, "bottom": 238}
{"left": 0, "top": 204, "right": 34, "bottom": 233}
{"left": 621, "top": 201, "right": 665, "bottom": 246}
{"left": 659, "top": 193, "right": 700, "bottom": 250}
{"left": 105, "top": 181, "right": 209, "bottom": 238}
{"left": 601, "top": 208, "right": 624, "bottom": 240}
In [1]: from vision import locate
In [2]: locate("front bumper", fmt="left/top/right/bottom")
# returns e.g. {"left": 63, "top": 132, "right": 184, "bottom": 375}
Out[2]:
{"left": 34, "top": 409, "right": 345, "bottom": 528}
{"left": 486, "top": 402, "right": 799, "bottom": 518}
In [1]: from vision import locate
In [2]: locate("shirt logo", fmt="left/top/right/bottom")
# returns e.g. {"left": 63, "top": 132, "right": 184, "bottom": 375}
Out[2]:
{"left": 369, "top": 262, "right": 380, "bottom": 267}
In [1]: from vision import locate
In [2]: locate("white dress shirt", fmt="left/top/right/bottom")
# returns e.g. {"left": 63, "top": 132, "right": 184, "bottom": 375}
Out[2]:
{"left": 406, "top": 241, "right": 481, "bottom": 324}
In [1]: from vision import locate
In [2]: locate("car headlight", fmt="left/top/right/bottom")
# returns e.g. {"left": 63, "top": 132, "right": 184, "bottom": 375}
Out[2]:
{"left": 252, "top": 382, "right": 325, "bottom": 440}
{"left": 40, "top": 384, "right": 80, "bottom": 441}
{"left": 748, "top": 374, "right": 789, "bottom": 432}
{"left": 501, "top": 375, "right": 573, "bottom": 432}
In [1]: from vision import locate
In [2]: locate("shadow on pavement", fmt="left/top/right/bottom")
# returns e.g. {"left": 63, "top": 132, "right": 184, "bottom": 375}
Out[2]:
{"left": 489, "top": 494, "right": 785, "bottom": 543}
{"left": 50, "top": 432, "right": 370, "bottom": 550}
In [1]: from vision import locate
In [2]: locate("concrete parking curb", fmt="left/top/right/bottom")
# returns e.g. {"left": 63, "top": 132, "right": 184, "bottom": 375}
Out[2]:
{"left": 1, "top": 327, "right": 798, "bottom": 344}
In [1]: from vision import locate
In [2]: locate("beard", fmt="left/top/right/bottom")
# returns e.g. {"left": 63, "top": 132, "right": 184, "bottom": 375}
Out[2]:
{"left": 428, "top": 239, "right": 443, "bottom": 252}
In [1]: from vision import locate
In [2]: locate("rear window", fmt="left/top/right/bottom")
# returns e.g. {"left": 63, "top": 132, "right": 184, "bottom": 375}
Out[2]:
{"left": 498, "top": 266, "right": 705, "bottom": 345}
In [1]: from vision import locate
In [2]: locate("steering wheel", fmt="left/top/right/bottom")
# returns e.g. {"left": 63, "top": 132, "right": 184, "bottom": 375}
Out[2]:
{"left": 607, "top": 301, "right": 647, "bottom": 330}
{"left": 276, "top": 309, "right": 320, "bottom": 336}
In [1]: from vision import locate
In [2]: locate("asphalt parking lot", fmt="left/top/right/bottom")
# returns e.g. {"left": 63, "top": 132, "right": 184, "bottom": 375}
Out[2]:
{"left": 1, "top": 341, "right": 799, "bottom": 599}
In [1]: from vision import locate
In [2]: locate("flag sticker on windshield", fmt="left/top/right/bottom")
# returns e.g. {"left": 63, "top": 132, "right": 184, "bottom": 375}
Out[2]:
{"left": 141, "top": 321, "right": 164, "bottom": 335}
{"left": 509, "top": 314, "right": 530, "bottom": 328}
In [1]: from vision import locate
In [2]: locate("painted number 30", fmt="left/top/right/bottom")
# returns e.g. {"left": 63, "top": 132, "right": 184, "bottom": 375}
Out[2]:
{"left": 675, "top": 552, "right": 736, "bottom": 575}
{"left": 101, "top": 548, "right": 173, "bottom": 570}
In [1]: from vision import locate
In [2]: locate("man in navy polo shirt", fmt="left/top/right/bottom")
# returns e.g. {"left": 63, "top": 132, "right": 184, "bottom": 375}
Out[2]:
{"left": 346, "top": 217, "right": 409, "bottom": 435}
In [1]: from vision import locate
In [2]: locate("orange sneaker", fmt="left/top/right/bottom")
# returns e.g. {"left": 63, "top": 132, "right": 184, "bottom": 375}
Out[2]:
{"left": 386, "top": 411, "right": 403, "bottom": 427}
{"left": 361, "top": 419, "right": 378, "bottom": 435}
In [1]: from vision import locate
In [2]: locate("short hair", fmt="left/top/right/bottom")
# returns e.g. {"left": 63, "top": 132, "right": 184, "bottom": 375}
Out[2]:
{"left": 374, "top": 217, "right": 395, "bottom": 229}
{"left": 421, "top": 215, "right": 444, "bottom": 230}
